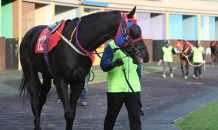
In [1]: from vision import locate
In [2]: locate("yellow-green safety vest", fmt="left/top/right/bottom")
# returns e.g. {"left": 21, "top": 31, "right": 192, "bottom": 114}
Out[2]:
{"left": 193, "top": 46, "right": 204, "bottom": 63}
{"left": 162, "top": 46, "right": 173, "bottom": 62}
{"left": 106, "top": 41, "right": 141, "bottom": 93}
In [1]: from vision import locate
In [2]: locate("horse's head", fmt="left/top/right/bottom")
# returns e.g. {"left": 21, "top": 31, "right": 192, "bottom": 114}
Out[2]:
{"left": 175, "top": 40, "right": 184, "bottom": 55}
{"left": 113, "top": 7, "right": 149, "bottom": 65}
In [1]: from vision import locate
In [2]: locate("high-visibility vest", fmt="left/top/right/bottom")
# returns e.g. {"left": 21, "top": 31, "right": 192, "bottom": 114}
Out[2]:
{"left": 106, "top": 41, "right": 141, "bottom": 92}
{"left": 162, "top": 46, "right": 173, "bottom": 62}
{"left": 193, "top": 46, "right": 204, "bottom": 63}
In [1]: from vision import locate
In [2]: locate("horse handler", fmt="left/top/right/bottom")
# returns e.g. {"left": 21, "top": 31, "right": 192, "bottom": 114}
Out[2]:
{"left": 100, "top": 40, "right": 142, "bottom": 130}
{"left": 186, "top": 40, "right": 205, "bottom": 80}
{"left": 159, "top": 40, "right": 176, "bottom": 78}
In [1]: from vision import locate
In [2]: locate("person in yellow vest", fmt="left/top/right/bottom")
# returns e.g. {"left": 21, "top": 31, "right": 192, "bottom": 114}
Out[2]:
{"left": 186, "top": 40, "right": 205, "bottom": 80}
{"left": 100, "top": 40, "right": 142, "bottom": 130}
{"left": 159, "top": 40, "right": 176, "bottom": 78}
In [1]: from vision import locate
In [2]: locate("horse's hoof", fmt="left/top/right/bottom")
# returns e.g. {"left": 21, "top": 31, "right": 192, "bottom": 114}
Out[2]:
{"left": 193, "top": 75, "right": 195, "bottom": 78}
{"left": 184, "top": 76, "right": 187, "bottom": 79}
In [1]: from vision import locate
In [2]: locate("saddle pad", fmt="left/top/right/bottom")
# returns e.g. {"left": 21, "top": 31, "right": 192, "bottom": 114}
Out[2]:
{"left": 184, "top": 41, "right": 194, "bottom": 50}
{"left": 35, "top": 20, "right": 68, "bottom": 53}
{"left": 212, "top": 41, "right": 217, "bottom": 47}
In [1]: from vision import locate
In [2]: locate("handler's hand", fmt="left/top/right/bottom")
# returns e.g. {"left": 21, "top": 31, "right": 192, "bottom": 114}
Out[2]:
{"left": 185, "top": 56, "right": 188, "bottom": 59}
{"left": 159, "top": 59, "right": 162, "bottom": 63}
{"left": 112, "top": 58, "right": 124, "bottom": 67}
{"left": 203, "top": 60, "right": 206, "bottom": 63}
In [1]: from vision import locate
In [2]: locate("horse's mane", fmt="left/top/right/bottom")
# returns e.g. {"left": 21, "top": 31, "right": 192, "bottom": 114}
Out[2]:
{"left": 72, "top": 11, "right": 120, "bottom": 22}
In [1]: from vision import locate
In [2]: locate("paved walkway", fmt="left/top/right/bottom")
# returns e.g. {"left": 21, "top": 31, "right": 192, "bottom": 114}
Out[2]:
{"left": 0, "top": 63, "right": 218, "bottom": 130}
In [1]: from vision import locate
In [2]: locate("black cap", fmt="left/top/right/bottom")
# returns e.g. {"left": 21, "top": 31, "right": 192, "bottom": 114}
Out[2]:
{"left": 164, "top": 40, "right": 170, "bottom": 44}
{"left": 195, "top": 40, "right": 200, "bottom": 45}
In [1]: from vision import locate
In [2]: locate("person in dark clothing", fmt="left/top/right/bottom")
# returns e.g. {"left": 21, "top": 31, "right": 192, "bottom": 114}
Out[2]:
{"left": 100, "top": 40, "right": 142, "bottom": 130}
{"left": 186, "top": 40, "right": 205, "bottom": 79}
{"left": 159, "top": 40, "right": 176, "bottom": 78}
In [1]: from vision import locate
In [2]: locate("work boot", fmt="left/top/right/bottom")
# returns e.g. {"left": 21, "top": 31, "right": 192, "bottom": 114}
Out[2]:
{"left": 199, "top": 74, "right": 202, "bottom": 79}
{"left": 162, "top": 75, "right": 166, "bottom": 78}
{"left": 170, "top": 73, "right": 173, "bottom": 78}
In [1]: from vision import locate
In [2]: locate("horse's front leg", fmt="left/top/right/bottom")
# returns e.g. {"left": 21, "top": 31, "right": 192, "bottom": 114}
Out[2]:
{"left": 181, "top": 59, "right": 185, "bottom": 76}
{"left": 53, "top": 77, "right": 74, "bottom": 130}
{"left": 185, "top": 59, "right": 189, "bottom": 79}
{"left": 69, "top": 80, "right": 85, "bottom": 123}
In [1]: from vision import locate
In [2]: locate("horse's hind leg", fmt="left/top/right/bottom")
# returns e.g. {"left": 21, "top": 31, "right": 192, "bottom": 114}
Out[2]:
{"left": 211, "top": 54, "right": 214, "bottom": 64}
{"left": 38, "top": 76, "right": 52, "bottom": 117}
{"left": 53, "top": 77, "right": 83, "bottom": 130}
{"left": 23, "top": 59, "right": 42, "bottom": 130}
{"left": 216, "top": 54, "right": 218, "bottom": 64}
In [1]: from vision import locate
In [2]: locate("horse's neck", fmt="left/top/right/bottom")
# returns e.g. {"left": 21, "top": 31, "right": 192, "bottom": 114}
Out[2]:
{"left": 78, "top": 14, "right": 120, "bottom": 52}
{"left": 183, "top": 44, "right": 189, "bottom": 53}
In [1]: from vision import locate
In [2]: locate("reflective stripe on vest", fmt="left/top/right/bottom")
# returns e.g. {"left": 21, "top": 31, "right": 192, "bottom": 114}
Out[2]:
{"left": 162, "top": 46, "right": 173, "bottom": 62}
{"left": 106, "top": 41, "right": 141, "bottom": 92}
{"left": 193, "top": 46, "right": 204, "bottom": 63}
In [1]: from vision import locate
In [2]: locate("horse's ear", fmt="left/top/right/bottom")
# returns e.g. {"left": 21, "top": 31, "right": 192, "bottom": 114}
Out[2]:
{"left": 127, "top": 6, "right": 136, "bottom": 19}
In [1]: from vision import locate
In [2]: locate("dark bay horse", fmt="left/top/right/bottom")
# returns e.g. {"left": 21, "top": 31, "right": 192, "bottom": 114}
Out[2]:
{"left": 19, "top": 7, "right": 149, "bottom": 130}
{"left": 210, "top": 41, "right": 218, "bottom": 64}
{"left": 175, "top": 40, "right": 194, "bottom": 79}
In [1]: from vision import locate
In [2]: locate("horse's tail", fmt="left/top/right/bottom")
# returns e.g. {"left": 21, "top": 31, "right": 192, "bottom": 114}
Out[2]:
{"left": 19, "top": 27, "right": 42, "bottom": 98}
{"left": 19, "top": 74, "right": 42, "bottom": 98}
{"left": 19, "top": 75, "right": 27, "bottom": 97}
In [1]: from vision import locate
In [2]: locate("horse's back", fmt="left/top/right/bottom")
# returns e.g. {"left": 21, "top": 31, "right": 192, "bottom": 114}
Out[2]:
{"left": 21, "top": 25, "right": 47, "bottom": 54}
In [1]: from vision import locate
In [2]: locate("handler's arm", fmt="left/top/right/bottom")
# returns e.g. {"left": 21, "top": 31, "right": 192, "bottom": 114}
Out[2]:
{"left": 187, "top": 50, "right": 193, "bottom": 57}
{"left": 160, "top": 50, "right": 163, "bottom": 60}
{"left": 202, "top": 49, "right": 206, "bottom": 60}
{"left": 136, "top": 63, "right": 141, "bottom": 84}
{"left": 172, "top": 48, "right": 176, "bottom": 55}
{"left": 100, "top": 44, "right": 114, "bottom": 72}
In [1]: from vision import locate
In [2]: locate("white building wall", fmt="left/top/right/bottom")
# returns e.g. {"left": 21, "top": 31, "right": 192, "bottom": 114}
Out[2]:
{"left": 46, "top": 3, "right": 54, "bottom": 25}
{"left": 55, "top": 6, "right": 77, "bottom": 22}
{"left": 203, "top": 16, "right": 210, "bottom": 40}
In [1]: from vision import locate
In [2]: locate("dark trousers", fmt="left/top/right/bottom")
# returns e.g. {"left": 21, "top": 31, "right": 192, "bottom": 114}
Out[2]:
{"left": 194, "top": 63, "right": 202, "bottom": 77}
{"left": 104, "top": 92, "right": 141, "bottom": 130}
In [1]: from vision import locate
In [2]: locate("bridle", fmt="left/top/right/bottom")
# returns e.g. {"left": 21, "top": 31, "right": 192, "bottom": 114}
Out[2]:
{"left": 113, "top": 13, "right": 145, "bottom": 58}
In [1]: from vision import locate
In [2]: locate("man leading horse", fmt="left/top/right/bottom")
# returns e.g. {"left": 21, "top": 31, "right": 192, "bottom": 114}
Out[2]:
{"left": 186, "top": 40, "right": 206, "bottom": 80}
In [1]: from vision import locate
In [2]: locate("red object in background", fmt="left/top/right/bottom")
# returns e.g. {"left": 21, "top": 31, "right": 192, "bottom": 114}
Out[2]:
{"left": 212, "top": 41, "right": 217, "bottom": 47}
{"left": 184, "top": 41, "right": 194, "bottom": 50}
{"left": 91, "top": 53, "right": 95, "bottom": 66}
